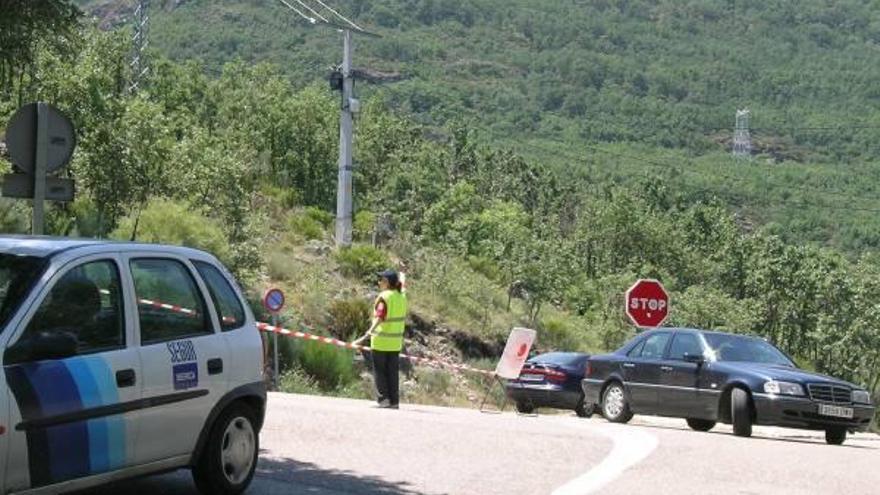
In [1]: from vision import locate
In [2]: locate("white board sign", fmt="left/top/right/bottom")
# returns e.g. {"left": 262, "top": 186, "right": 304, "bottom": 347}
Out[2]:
{"left": 494, "top": 327, "right": 537, "bottom": 379}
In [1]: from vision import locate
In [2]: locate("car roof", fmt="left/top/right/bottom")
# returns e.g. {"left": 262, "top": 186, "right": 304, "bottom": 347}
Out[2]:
{"left": 0, "top": 235, "right": 214, "bottom": 259}
{"left": 641, "top": 327, "right": 763, "bottom": 339}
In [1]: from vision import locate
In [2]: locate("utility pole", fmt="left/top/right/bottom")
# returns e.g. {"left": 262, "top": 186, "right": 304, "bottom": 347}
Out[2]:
{"left": 275, "top": 0, "right": 377, "bottom": 248}
{"left": 733, "top": 109, "right": 751, "bottom": 160}
{"left": 129, "top": 0, "right": 150, "bottom": 93}
{"left": 335, "top": 29, "right": 355, "bottom": 248}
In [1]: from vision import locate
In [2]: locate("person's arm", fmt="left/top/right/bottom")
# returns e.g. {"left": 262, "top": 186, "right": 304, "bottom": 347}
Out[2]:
{"left": 353, "top": 299, "right": 386, "bottom": 344}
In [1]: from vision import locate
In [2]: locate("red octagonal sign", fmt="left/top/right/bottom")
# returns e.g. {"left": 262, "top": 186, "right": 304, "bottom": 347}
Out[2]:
{"left": 625, "top": 279, "right": 669, "bottom": 328}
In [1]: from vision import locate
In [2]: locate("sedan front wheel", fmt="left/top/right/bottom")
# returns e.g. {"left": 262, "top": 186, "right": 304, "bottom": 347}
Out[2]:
{"left": 602, "top": 382, "right": 633, "bottom": 424}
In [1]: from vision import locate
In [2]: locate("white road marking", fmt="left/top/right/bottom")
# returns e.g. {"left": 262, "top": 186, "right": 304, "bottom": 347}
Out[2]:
{"left": 552, "top": 424, "right": 658, "bottom": 495}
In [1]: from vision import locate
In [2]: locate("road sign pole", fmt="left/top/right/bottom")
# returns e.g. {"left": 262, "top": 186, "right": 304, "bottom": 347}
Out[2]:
{"left": 272, "top": 313, "right": 279, "bottom": 389}
{"left": 32, "top": 102, "right": 48, "bottom": 235}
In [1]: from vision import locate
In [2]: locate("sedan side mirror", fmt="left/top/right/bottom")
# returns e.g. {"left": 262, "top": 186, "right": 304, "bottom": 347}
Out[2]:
{"left": 683, "top": 353, "right": 705, "bottom": 364}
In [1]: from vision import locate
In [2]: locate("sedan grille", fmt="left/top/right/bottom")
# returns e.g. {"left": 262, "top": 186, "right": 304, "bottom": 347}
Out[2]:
{"left": 807, "top": 383, "right": 852, "bottom": 404}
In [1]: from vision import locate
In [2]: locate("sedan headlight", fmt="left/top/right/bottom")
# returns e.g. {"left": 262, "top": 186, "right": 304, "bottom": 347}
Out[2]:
{"left": 764, "top": 381, "right": 805, "bottom": 396}
{"left": 852, "top": 390, "right": 872, "bottom": 404}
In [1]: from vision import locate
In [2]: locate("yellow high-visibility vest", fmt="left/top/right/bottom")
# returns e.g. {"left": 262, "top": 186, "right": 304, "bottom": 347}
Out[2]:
{"left": 371, "top": 290, "right": 407, "bottom": 352}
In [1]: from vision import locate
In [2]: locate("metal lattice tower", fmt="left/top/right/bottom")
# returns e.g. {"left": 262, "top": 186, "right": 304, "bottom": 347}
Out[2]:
{"left": 129, "top": 0, "right": 150, "bottom": 93}
{"left": 733, "top": 109, "right": 752, "bottom": 159}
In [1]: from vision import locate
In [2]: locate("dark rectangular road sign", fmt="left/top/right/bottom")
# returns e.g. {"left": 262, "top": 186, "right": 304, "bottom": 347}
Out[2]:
{"left": 2, "top": 174, "right": 75, "bottom": 202}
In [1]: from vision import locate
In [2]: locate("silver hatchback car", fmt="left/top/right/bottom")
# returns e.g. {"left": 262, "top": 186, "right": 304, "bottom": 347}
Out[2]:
{"left": 0, "top": 236, "right": 266, "bottom": 495}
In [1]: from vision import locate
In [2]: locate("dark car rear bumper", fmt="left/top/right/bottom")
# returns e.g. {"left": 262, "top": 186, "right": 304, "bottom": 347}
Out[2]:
{"left": 753, "top": 393, "right": 875, "bottom": 431}
{"left": 505, "top": 383, "right": 582, "bottom": 410}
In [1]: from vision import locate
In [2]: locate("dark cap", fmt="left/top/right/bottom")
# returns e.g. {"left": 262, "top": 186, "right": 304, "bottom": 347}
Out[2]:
{"left": 377, "top": 269, "right": 399, "bottom": 286}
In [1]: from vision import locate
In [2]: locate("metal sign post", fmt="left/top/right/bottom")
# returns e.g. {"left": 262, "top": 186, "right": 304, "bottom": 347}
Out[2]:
{"left": 3, "top": 102, "right": 76, "bottom": 231}
{"left": 262, "top": 288, "right": 286, "bottom": 389}
{"left": 33, "top": 103, "right": 48, "bottom": 235}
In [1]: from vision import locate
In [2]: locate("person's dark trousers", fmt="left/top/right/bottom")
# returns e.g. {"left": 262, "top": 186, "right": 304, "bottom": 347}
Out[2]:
{"left": 372, "top": 350, "right": 400, "bottom": 405}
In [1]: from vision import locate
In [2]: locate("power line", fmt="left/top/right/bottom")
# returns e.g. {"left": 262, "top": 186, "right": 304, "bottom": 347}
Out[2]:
{"left": 313, "top": 0, "right": 363, "bottom": 31}
{"left": 293, "top": 0, "right": 329, "bottom": 23}
{"left": 277, "top": 0, "right": 315, "bottom": 24}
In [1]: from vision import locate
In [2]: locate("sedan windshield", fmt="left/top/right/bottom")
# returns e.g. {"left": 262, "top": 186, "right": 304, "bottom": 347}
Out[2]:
{"left": 0, "top": 254, "right": 47, "bottom": 334}
{"left": 703, "top": 333, "right": 795, "bottom": 367}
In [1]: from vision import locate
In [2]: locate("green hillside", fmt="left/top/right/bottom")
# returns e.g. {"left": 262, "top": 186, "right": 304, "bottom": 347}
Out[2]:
{"left": 72, "top": 0, "right": 880, "bottom": 252}
{"left": 4, "top": 1, "right": 879, "bottom": 421}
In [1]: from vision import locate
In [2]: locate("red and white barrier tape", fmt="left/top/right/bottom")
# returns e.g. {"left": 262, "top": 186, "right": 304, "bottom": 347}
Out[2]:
{"left": 99, "top": 289, "right": 495, "bottom": 377}
{"left": 256, "top": 322, "right": 496, "bottom": 377}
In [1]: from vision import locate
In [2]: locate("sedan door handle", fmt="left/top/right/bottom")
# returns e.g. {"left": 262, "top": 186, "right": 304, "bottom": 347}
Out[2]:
{"left": 660, "top": 366, "right": 674, "bottom": 372}
{"left": 116, "top": 369, "right": 136, "bottom": 388}
{"left": 208, "top": 358, "right": 224, "bottom": 375}
{"left": 623, "top": 363, "right": 636, "bottom": 369}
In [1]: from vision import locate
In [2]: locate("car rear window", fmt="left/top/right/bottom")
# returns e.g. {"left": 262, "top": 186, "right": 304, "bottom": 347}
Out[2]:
{"left": 0, "top": 254, "right": 47, "bottom": 334}
{"left": 529, "top": 353, "right": 588, "bottom": 367}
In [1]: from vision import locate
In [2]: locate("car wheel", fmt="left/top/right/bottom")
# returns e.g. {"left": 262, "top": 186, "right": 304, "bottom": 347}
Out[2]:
{"left": 686, "top": 418, "right": 716, "bottom": 432}
{"left": 575, "top": 399, "right": 594, "bottom": 418}
{"left": 193, "top": 403, "right": 259, "bottom": 495}
{"left": 515, "top": 401, "right": 534, "bottom": 414}
{"left": 825, "top": 427, "right": 846, "bottom": 445}
{"left": 730, "top": 387, "right": 753, "bottom": 437}
{"left": 601, "top": 382, "right": 633, "bottom": 423}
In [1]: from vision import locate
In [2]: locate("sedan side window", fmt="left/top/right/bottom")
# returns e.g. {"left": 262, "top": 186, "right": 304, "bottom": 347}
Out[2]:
{"left": 131, "top": 258, "right": 212, "bottom": 344}
{"left": 638, "top": 333, "right": 671, "bottom": 359}
{"left": 668, "top": 333, "right": 703, "bottom": 361}
{"left": 11, "top": 260, "right": 124, "bottom": 362}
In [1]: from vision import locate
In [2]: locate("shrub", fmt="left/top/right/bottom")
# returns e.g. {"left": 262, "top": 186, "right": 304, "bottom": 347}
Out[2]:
{"left": 288, "top": 212, "right": 324, "bottom": 240}
{"left": 293, "top": 339, "right": 358, "bottom": 390}
{"left": 328, "top": 297, "right": 371, "bottom": 341}
{"left": 354, "top": 210, "right": 376, "bottom": 241}
{"left": 540, "top": 318, "right": 580, "bottom": 352}
{"left": 278, "top": 366, "right": 321, "bottom": 395}
{"left": 110, "top": 198, "right": 230, "bottom": 262}
{"left": 305, "top": 206, "right": 334, "bottom": 228}
{"left": 335, "top": 244, "right": 391, "bottom": 281}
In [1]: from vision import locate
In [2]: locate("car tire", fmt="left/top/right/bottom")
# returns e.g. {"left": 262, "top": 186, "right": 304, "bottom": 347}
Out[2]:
{"left": 192, "top": 403, "right": 260, "bottom": 495}
{"left": 730, "top": 387, "right": 753, "bottom": 437}
{"left": 515, "top": 401, "right": 534, "bottom": 414}
{"left": 825, "top": 427, "right": 847, "bottom": 445}
{"left": 575, "top": 399, "right": 594, "bottom": 418}
{"left": 686, "top": 418, "right": 716, "bottom": 432}
{"left": 601, "top": 382, "right": 633, "bottom": 424}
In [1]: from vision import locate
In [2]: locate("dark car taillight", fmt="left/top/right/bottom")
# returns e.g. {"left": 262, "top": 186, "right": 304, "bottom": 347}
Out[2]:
{"left": 585, "top": 361, "right": 593, "bottom": 377}
{"left": 544, "top": 369, "right": 568, "bottom": 383}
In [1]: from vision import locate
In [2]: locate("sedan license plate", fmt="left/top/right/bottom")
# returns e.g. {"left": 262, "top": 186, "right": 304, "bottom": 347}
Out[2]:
{"left": 818, "top": 403, "right": 854, "bottom": 419}
{"left": 519, "top": 373, "right": 544, "bottom": 382}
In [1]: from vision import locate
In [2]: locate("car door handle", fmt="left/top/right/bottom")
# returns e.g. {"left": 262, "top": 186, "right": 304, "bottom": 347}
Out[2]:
{"left": 660, "top": 366, "right": 674, "bottom": 372}
{"left": 623, "top": 363, "right": 636, "bottom": 368}
{"left": 208, "top": 358, "right": 224, "bottom": 375}
{"left": 116, "top": 369, "right": 136, "bottom": 388}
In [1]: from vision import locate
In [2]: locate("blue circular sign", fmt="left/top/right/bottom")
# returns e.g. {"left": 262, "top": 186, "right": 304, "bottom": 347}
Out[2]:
{"left": 263, "top": 288, "right": 285, "bottom": 313}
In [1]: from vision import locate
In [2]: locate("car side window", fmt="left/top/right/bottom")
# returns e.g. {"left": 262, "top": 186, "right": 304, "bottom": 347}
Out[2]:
{"left": 637, "top": 333, "right": 671, "bottom": 359}
{"left": 627, "top": 340, "right": 646, "bottom": 357}
{"left": 668, "top": 333, "right": 703, "bottom": 361}
{"left": 131, "top": 258, "right": 211, "bottom": 344}
{"left": 20, "top": 260, "right": 125, "bottom": 357}
{"left": 193, "top": 260, "right": 246, "bottom": 331}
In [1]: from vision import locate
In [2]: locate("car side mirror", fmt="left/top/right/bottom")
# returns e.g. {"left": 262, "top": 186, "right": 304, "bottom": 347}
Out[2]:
{"left": 4, "top": 331, "right": 78, "bottom": 365}
{"left": 683, "top": 353, "right": 705, "bottom": 364}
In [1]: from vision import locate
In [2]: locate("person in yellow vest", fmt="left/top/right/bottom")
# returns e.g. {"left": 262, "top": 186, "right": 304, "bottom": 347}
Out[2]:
{"left": 355, "top": 269, "right": 407, "bottom": 409}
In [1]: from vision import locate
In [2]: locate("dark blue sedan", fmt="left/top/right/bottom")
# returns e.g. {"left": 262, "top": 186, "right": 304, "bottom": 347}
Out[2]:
{"left": 505, "top": 352, "right": 593, "bottom": 417}
{"left": 582, "top": 328, "right": 875, "bottom": 445}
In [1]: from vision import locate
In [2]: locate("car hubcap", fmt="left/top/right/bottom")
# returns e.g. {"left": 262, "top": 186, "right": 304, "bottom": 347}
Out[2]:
{"left": 605, "top": 386, "right": 624, "bottom": 418}
{"left": 221, "top": 416, "right": 256, "bottom": 485}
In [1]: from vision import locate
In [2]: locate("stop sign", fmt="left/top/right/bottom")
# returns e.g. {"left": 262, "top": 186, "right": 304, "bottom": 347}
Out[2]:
{"left": 625, "top": 279, "right": 669, "bottom": 328}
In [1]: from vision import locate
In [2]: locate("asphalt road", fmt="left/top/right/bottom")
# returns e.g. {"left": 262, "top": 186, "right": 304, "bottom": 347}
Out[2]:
{"left": 83, "top": 392, "right": 880, "bottom": 495}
